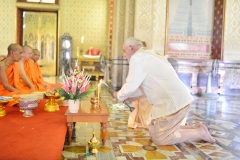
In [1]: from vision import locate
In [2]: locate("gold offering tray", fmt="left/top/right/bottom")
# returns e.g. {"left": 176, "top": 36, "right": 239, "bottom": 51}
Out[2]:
{"left": 0, "top": 96, "right": 13, "bottom": 117}
{"left": 44, "top": 95, "right": 61, "bottom": 112}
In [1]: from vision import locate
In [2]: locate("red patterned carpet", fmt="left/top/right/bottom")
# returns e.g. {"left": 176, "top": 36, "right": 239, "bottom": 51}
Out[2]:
{"left": 0, "top": 99, "right": 67, "bottom": 160}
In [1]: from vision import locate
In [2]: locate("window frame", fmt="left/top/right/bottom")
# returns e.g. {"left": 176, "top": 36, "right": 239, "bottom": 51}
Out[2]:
{"left": 17, "top": 0, "right": 59, "bottom": 5}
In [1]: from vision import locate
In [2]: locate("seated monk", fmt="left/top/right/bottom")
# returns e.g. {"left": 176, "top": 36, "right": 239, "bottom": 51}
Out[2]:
{"left": 29, "top": 49, "right": 62, "bottom": 90}
{"left": 0, "top": 43, "right": 31, "bottom": 96}
{"left": 16, "top": 45, "right": 36, "bottom": 91}
{"left": 24, "top": 48, "right": 47, "bottom": 91}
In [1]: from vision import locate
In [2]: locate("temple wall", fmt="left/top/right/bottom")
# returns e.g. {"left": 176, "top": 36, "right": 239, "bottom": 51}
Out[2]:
{"left": 0, "top": 0, "right": 109, "bottom": 59}
{"left": 0, "top": 0, "right": 17, "bottom": 55}
{"left": 0, "top": 0, "right": 240, "bottom": 95}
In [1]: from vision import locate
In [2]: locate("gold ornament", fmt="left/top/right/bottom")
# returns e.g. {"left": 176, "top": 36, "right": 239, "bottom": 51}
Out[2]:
{"left": 88, "top": 131, "right": 100, "bottom": 154}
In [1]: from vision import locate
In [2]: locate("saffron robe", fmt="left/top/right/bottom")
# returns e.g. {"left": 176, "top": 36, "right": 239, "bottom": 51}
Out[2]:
{"left": 24, "top": 60, "right": 46, "bottom": 91}
{"left": 25, "top": 60, "right": 62, "bottom": 90}
{"left": 0, "top": 59, "right": 30, "bottom": 96}
{"left": 0, "top": 59, "right": 31, "bottom": 106}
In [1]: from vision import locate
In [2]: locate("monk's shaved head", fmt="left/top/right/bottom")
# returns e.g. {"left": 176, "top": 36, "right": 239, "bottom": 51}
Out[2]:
{"left": 32, "top": 49, "right": 41, "bottom": 62}
{"left": 7, "top": 43, "right": 22, "bottom": 54}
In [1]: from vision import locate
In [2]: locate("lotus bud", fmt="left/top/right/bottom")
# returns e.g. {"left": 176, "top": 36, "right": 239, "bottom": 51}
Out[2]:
{"left": 64, "top": 85, "right": 69, "bottom": 93}
{"left": 80, "top": 86, "right": 86, "bottom": 93}
{"left": 72, "top": 87, "right": 77, "bottom": 94}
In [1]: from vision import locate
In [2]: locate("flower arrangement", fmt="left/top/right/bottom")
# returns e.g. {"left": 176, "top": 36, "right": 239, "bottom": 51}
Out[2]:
{"left": 55, "top": 65, "right": 94, "bottom": 101}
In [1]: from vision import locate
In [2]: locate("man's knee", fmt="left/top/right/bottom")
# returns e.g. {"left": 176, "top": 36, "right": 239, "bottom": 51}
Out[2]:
{"left": 151, "top": 131, "right": 181, "bottom": 146}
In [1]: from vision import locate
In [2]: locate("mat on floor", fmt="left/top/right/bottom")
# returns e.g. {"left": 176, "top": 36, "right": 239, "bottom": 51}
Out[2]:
{"left": 0, "top": 99, "right": 68, "bottom": 160}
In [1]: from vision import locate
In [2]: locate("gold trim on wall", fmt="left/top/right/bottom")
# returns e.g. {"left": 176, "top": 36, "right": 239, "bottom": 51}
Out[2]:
{"left": 164, "top": 0, "right": 169, "bottom": 55}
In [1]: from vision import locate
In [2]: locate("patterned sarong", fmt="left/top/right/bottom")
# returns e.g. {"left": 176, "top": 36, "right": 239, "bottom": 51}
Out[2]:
{"left": 149, "top": 104, "right": 190, "bottom": 145}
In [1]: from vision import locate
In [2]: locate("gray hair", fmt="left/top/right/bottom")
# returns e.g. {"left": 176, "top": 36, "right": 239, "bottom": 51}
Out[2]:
{"left": 125, "top": 37, "right": 143, "bottom": 47}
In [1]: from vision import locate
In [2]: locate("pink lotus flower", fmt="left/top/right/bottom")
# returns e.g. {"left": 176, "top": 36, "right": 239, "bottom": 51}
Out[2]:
{"left": 64, "top": 85, "right": 69, "bottom": 93}
{"left": 55, "top": 66, "right": 93, "bottom": 100}
{"left": 80, "top": 86, "right": 85, "bottom": 93}
{"left": 71, "top": 85, "right": 77, "bottom": 94}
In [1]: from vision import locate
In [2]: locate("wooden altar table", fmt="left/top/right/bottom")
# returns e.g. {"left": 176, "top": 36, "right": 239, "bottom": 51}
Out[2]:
{"left": 65, "top": 100, "right": 109, "bottom": 145}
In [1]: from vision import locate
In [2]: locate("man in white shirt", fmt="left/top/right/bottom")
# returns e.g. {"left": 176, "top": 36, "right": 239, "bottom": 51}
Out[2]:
{"left": 113, "top": 37, "right": 215, "bottom": 145}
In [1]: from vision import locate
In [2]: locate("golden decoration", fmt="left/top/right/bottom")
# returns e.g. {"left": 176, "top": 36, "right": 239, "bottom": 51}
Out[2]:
{"left": 44, "top": 95, "right": 60, "bottom": 112}
{"left": 0, "top": 97, "right": 13, "bottom": 117}
{"left": 90, "top": 97, "right": 101, "bottom": 111}
{"left": 88, "top": 131, "right": 100, "bottom": 154}
{"left": 0, "top": 101, "right": 9, "bottom": 117}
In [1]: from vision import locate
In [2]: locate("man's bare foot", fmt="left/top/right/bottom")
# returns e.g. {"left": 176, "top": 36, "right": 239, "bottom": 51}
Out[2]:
{"left": 199, "top": 124, "right": 215, "bottom": 143}
{"left": 179, "top": 122, "right": 202, "bottom": 129}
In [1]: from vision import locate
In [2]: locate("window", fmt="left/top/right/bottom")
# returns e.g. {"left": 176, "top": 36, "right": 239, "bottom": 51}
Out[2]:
{"left": 17, "top": 0, "right": 58, "bottom": 4}
{"left": 27, "top": 0, "right": 55, "bottom": 3}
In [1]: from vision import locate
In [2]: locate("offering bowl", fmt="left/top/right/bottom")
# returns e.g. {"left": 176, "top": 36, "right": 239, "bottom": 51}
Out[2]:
{"left": 19, "top": 97, "right": 38, "bottom": 117}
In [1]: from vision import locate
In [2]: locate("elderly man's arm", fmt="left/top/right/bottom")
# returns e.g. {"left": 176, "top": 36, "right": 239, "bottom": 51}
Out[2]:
{"left": 114, "top": 89, "right": 143, "bottom": 102}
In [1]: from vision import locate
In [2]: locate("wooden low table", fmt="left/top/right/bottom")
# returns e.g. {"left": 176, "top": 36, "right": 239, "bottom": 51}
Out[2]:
{"left": 65, "top": 100, "right": 109, "bottom": 145}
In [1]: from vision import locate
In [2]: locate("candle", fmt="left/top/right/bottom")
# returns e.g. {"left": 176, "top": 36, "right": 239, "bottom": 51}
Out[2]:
{"left": 81, "top": 36, "right": 84, "bottom": 44}
{"left": 97, "top": 79, "right": 103, "bottom": 100}
{"left": 77, "top": 46, "right": 80, "bottom": 58}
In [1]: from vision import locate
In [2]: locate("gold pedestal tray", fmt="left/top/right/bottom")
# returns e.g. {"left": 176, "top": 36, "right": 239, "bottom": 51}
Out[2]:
{"left": 44, "top": 95, "right": 60, "bottom": 112}
{"left": 90, "top": 97, "right": 101, "bottom": 111}
{"left": 0, "top": 100, "right": 11, "bottom": 117}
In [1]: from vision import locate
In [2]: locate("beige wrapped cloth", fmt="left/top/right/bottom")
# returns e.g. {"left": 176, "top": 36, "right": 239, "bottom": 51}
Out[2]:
{"left": 149, "top": 104, "right": 190, "bottom": 145}
{"left": 128, "top": 96, "right": 152, "bottom": 129}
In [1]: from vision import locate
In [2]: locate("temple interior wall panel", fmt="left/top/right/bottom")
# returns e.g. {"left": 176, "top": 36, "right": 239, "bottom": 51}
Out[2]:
{"left": 0, "top": 0, "right": 240, "bottom": 95}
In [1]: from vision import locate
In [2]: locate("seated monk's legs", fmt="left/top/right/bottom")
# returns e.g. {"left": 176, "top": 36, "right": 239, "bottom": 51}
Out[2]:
{"left": 149, "top": 105, "right": 215, "bottom": 145}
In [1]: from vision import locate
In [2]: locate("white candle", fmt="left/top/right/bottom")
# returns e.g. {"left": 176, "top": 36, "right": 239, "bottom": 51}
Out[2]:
{"left": 81, "top": 36, "right": 84, "bottom": 44}
{"left": 77, "top": 46, "right": 80, "bottom": 58}
{"left": 97, "top": 79, "right": 103, "bottom": 100}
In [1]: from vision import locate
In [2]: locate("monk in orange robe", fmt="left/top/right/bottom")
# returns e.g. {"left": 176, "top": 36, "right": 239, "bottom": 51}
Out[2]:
{"left": 16, "top": 45, "right": 35, "bottom": 91}
{"left": 23, "top": 48, "right": 47, "bottom": 91}
{"left": 27, "top": 49, "right": 62, "bottom": 90}
{"left": 32, "top": 49, "right": 48, "bottom": 87}
{"left": 0, "top": 43, "right": 31, "bottom": 96}
{"left": 29, "top": 49, "right": 63, "bottom": 90}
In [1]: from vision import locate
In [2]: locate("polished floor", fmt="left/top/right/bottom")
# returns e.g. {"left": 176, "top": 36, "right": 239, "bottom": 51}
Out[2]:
{"left": 58, "top": 82, "right": 240, "bottom": 160}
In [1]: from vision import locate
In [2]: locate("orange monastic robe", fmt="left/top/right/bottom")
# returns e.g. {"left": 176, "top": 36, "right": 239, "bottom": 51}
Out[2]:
{"left": 33, "top": 61, "right": 44, "bottom": 85}
{"left": 24, "top": 60, "right": 46, "bottom": 91}
{"left": 0, "top": 60, "right": 30, "bottom": 96}
{"left": 24, "top": 60, "right": 62, "bottom": 90}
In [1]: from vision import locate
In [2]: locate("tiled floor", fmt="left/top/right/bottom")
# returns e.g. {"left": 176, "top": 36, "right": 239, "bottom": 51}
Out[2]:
{"left": 57, "top": 81, "right": 240, "bottom": 160}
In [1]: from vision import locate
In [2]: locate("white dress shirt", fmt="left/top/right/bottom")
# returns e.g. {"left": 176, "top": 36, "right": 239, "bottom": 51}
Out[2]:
{"left": 117, "top": 48, "right": 193, "bottom": 119}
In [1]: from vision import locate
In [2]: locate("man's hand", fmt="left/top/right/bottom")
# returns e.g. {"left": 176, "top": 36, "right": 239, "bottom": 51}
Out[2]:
{"left": 124, "top": 97, "right": 137, "bottom": 103}
{"left": 113, "top": 92, "right": 118, "bottom": 99}
{"left": 30, "top": 85, "right": 35, "bottom": 91}
{"left": 42, "top": 82, "right": 48, "bottom": 88}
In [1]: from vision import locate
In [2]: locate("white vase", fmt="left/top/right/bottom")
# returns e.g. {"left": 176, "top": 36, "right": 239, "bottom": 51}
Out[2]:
{"left": 68, "top": 99, "right": 80, "bottom": 113}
